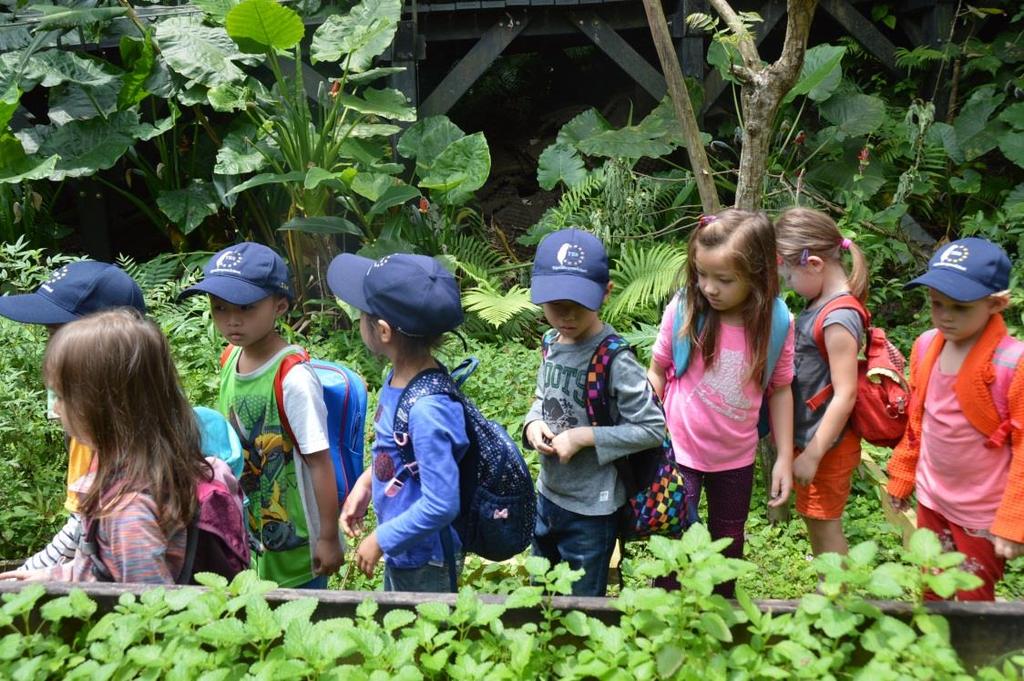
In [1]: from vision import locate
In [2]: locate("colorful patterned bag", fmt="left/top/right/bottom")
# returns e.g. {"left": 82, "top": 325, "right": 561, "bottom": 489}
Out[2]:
{"left": 579, "top": 333, "right": 697, "bottom": 540}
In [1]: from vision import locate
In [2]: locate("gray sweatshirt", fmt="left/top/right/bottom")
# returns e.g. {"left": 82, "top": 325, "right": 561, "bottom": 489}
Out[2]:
{"left": 524, "top": 324, "right": 666, "bottom": 516}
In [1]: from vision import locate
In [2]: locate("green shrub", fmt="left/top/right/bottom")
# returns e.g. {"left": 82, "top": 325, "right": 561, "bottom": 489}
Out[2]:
{"left": 2, "top": 528, "right": 1021, "bottom": 679}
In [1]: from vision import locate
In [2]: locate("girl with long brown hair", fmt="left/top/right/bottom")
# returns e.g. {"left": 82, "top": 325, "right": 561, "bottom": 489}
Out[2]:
{"left": 6, "top": 308, "right": 213, "bottom": 583}
{"left": 776, "top": 207, "right": 868, "bottom": 557}
{"left": 648, "top": 209, "right": 795, "bottom": 595}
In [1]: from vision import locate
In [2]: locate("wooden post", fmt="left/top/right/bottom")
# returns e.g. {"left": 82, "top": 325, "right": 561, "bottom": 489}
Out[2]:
{"left": 758, "top": 439, "right": 791, "bottom": 524}
{"left": 641, "top": 0, "right": 720, "bottom": 214}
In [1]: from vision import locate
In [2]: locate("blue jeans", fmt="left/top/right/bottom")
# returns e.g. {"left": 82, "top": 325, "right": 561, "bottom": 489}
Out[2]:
{"left": 532, "top": 493, "right": 619, "bottom": 597}
{"left": 383, "top": 558, "right": 462, "bottom": 593}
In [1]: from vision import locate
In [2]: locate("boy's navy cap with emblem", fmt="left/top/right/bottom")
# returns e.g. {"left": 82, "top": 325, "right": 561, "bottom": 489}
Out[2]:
{"left": 181, "top": 242, "right": 293, "bottom": 305}
{"left": 530, "top": 228, "right": 609, "bottom": 311}
{"left": 326, "top": 252, "right": 463, "bottom": 337}
{"left": 0, "top": 260, "right": 146, "bottom": 324}
{"left": 905, "top": 237, "right": 1011, "bottom": 302}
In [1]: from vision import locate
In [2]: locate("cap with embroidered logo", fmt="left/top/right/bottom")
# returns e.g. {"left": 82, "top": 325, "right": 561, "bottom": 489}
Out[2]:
{"left": 0, "top": 260, "right": 146, "bottom": 325}
{"left": 530, "top": 228, "right": 609, "bottom": 311}
{"left": 181, "top": 242, "right": 293, "bottom": 305}
{"left": 326, "top": 252, "right": 463, "bottom": 337}
{"left": 905, "top": 237, "right": 1011, "bottom": 302}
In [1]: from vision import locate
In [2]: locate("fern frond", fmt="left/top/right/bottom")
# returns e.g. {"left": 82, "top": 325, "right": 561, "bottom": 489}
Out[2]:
{"left": 605, "top": 242, "right": 686, "bottom": 324}
{"left": 463, "top": 283, "right": 539, "bottom": 328}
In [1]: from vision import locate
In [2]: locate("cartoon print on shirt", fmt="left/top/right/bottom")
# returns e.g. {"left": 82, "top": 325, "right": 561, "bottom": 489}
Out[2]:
{"left": 543, "top": 396, "right": 579, "bottom": 434}
{"left": 694, "top": 348, "right": 751, "bottom": 421}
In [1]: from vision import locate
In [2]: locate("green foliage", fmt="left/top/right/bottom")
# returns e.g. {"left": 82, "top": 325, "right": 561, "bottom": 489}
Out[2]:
{"left": 1, "top": 526, "right": 1017, "bottom": 678}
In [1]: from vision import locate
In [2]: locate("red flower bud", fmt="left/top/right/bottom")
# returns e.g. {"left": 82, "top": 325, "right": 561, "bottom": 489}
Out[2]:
{"left": 858, "top": 147, "right": 870, "bottom": 162}
{"left": 418, "top": 197, "right": 429, "bottom": 214}
{"left": 794, "top": 131, "right": 806, "bottom": 146}
{"left": 329, "top": 81, "right": 341, "bottom": 97}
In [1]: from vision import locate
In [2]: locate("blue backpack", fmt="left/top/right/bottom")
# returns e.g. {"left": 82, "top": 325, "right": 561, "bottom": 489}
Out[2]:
{"left": 219, "top": 345, "right": 368, "bottom": 506}
{"left": 671, "top": 293, "right": 791, "bottom": 437}
{"left": 276, "top": 350, "right": 367, "bottom": 506}
{"left": 390, "top": 359, "right": 536, "bottom": 590}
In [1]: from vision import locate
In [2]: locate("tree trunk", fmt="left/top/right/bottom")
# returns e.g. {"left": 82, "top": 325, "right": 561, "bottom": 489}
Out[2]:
{"left": 708, "top": 0, "right": 819, "bottom": 210}
{"left": 642, "top": 0, "right": 720, "bottom": 213}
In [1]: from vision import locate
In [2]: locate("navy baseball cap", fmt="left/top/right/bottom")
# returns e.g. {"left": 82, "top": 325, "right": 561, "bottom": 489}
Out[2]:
{"left": 327, "top": 253, "right": 463, "bottom": 337}
{"left": 0, "top": 260, "right": 146, "bottom": 324}
{"left": 530, "top": 228, "right": 609, "bottom": 310}
{"left": 905, "top": 237, "right": 1011, "bottom": 302}
{"left": 181, "top": 242, "right": 292, "bottom": 305}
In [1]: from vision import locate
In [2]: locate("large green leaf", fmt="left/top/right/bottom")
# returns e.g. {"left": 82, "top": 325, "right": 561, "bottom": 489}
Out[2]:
{"left": 19, "top": 49, "right": 121, "bottom": 91}
{"left": 226, "top": 0, "right": 305, "bottom": 54}
{"left": 193, "top": 0, "right": 241, "bottom": 23}
{"left": 367, "top": 183, "right": 419, "bottom": 217}
{"left": 578, "top": 127, "right": 675, "bottom": 159}
{"left": 954, "top": 84, "right": 1004, "bottom": 160}
{"left": 31, "top": 5, "right": 128, "bottom": 29}
{"left": 999, "top": 102, "right": 1024, "bottom": 130}
{"left": 556, "top": 108, "right": 611, "bottom": 149}
{"left": 0, "top": 134, "right": 58, "bottom": 184}
{"left": 999, "top": 131, "right": 1024, "bottom": 169}
{"left": 18, "top": 110, "right": 141, "bottom": 181}
{"left": 419, "top": 132, "right": 490, "bottom": 204}
{"left": 350, "top": 171, "right": 393, "bottom": 200}
{"left": 819, "top": 93, "right": 885, "bottom": 138}
{"left": 0, "top": 16, "right": 31, "bottom": 52}
{"left": 48, "top": 80, "right": 120, "bottom": 124}
{"left": 0, "top": 84, "right": 19, "bottom": 131}
{"left": 214, "top": 125, "right": 273, "bottom": 175}
{"left": 336, "top": 87, "right": 415, "bottom": 121}
{"left": 155, "top": 16, "right": 248, "bottom": 88}
{"left": 397, "top": 116, "right": 465, "bottom": 176}
{"left": 783, "top": 44, "right": 845, "bottom": 104}
{"left": 118, "top": 35, "right": 156, "bottom": 110}
{"left": 537, "top": 143, "right": 587, "bottom": 190}
{"left": 278, "top": 216, "right": 362, "bottom": 235}
{"left": 157, "top": 181, "right": 219, "bottom": 235}
{"left": 225, "top": 170, "right": 305, "bottom": 195}
{"left": 927, "top": 122, "right": 963, "bottom": 164}
{"left": 132, "top": 115, "right": 176, "bottom": 142}
{"left": 310, "top": 0, "right": 401, "bottom": 71}
{"left": 1003, "top": 183, "right": 1024, "bottom": 219}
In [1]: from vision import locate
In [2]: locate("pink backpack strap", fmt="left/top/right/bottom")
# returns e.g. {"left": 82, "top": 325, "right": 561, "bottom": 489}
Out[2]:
{"left": 274, "top": 348, "right": 311, "bottom": 454}
{"left": 986, "top": 335, "right": 1024, "bottom": 448}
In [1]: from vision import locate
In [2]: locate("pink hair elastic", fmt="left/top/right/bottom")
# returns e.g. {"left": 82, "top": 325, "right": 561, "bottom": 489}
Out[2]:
{"left": 840, "top": 238, "right": 853, "bottom": 250}
{"left": 697, "top": 214, "right": 718, "bottom": 228}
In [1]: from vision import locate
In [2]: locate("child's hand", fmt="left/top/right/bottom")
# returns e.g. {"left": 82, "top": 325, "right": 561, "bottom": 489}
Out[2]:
{"left": 0, "top": 569, "right": 42, "bottom": 582}
{"left": 768, "top": 459, "right": 792, "bottom": 508}
{"left": 792, "top": 448, "right": 822, "bottom": 487}
{"left": 994, "top": 536, "right": 1024, "bottom": 560}
{"left": 526, "top": 420, "right": 556, "bottom": 455}
{"left": 888, "top": 494, "right": 911, "bottom": 513}
{"left": 340, "top": 479, "right": 372, "bottom": 538}
{"left": 550, "top": 428, "right": 587, "bottom": 464}
{"left": 355, "top": 531, "right": 383, "bottom": 577}
{"left": 314, "top": 536, "right": 344, "bottom": 576}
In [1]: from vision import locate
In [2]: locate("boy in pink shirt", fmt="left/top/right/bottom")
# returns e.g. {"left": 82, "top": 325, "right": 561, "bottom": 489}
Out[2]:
{"left": 888, "top": 238, "right": 1024, "bottom": 600}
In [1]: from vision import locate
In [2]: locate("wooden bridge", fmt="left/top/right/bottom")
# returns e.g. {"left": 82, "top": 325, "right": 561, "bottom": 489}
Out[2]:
{"left": 392, "top": 0, "right": 957, "bottom": 117}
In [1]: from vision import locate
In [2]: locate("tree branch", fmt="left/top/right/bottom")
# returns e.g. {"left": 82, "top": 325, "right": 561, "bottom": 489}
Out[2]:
{"left": 706, "top": 0, "right": 761, "bottom": 69}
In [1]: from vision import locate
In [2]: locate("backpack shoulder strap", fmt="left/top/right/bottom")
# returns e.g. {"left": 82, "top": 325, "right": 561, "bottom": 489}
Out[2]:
{"left": 671, "top": 291, "right": 705, "bottom": 379}
{"left": 541, "top": 329, "right": 559, "bottom": 360}
{"left": 80, "top": 517, "right": 114, "bottom": 582}
{"left": 584, "top": 334, "right": 631, "bottom": 427}
{"left": 392, "top": 368, "right": 458, "bottom": 467}
{"left": 219, "top": 344, "right": 238, "bottom": 368}
{"left": 762, "top": 296, "right": 792, "bottom": 390}
{"left": 273, "top": 348, "right": 312, "bottom": 455}
{"left": 812, "top": 294, "right": 868, "bottom": 359}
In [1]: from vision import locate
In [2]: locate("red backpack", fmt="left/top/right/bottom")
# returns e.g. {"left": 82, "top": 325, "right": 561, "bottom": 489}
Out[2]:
{"left": 806, "top": 295, "right": 910, "bottom": 448}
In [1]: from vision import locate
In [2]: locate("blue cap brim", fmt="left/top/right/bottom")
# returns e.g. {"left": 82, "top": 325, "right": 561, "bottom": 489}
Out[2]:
{"left": 180, "top": 277, "right": 276, "bottom": 306}
{"left": 327, "top": 254, "right": 374, "bottom": 312}
{"left": 531, "top": 274, "right": 606, "bottom": 311}
{"left": 904, "top": 270, "right": 996, "bottom": 302}
{"left": 0, "top": 292, "right": 78, "bottom": 324}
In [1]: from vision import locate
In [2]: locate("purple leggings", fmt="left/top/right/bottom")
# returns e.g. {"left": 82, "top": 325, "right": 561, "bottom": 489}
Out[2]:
{"left": 654, "top": 463, "right": 755, "bottom": 597}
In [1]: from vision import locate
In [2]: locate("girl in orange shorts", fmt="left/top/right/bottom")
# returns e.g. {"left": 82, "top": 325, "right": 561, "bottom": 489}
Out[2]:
{"left": 775, "top": 208, "right": 868, "bottom": 555}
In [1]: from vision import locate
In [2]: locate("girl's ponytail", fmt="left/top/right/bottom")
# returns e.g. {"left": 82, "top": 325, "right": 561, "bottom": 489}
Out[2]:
{"left": 846, "top": 240, "right": 869, "bottom": 302}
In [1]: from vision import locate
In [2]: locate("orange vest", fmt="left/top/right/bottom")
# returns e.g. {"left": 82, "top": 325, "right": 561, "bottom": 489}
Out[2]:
{"left": 887, "top": 314, "right": 1024, "bottom": 543}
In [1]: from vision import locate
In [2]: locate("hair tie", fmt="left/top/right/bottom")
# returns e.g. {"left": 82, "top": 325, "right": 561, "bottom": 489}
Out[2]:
{"left": 698, "top": 214, "right": 718, "bottom": 228}
{"left": 840, "top": 238, "right": 852, "bottom": 250}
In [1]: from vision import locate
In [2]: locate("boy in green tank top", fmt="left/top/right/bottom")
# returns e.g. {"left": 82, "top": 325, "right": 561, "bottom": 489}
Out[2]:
{"left": 181, "top": 242, "right": 343, "bottom": 588}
